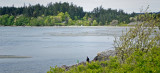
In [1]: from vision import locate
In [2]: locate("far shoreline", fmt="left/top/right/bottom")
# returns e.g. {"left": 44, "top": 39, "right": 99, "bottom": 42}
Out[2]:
{"left": 1, "top": 26, "right": 159, "bottom": 29}
{"left": 0, "top": 25, "right": 135, "bottom": 28}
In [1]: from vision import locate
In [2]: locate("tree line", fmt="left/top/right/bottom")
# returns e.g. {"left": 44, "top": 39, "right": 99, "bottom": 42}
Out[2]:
{"left": 0, "top": 2, "right": 84, "bottom": 20}
{"left": 0, "top": 2, "right": 136, "bottom": 26}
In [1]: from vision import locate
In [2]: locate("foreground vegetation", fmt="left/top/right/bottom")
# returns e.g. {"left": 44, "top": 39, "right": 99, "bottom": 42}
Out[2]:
{"left": 47, "top": 12, "right": 160, "bottom": 73}
{"left": 48, "top": 47, "right": 160, "bottom": 73}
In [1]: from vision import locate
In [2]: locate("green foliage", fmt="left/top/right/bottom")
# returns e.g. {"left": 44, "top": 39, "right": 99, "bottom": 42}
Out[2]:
{"left": 83, "top": 13, "right": 88, "bottom": 21}
{"left": 83, "top": 21, "right": 90, "bottom": 26}
{"left": 0, "top": 2, "right": 84, "bottom": 20}
{"left": 91, "top": 6, "right": 133, "bottom": 25}
{"left": 156, "top": 14, "right": 160, "bottom": 30}
{"left": 29, "top": 16, "right": 45, "bottom": 26}
{"left": 15, "top": 15, "right": 30, "bottom": 26}
{"left": 57, "top": 12, "right": 64, "bottom": 19}
{"left": 75, "top": 20, "right": 83, "bottom": 26}
{"left": 68, "top": 19, "right": 74, "bottom": 25}
{"left": 7, "top": 15, "right": 15, "bottom": 26}
{"left": 98, "top": 22, "right": 103, "bottom": 26}
{"left": 92, "top": 20, "right": 98, "bottom": 26}
{"left": 0, "top": 14, "right": 10, "bottom": 26}
{"left": 48, "top": 47, "right": 160, "bottom": 73}
{"left": 0, "top": 2, "right": 136, "bottom": 26}
{"left": 64, "top": 12, "right": 70, "bottom": 24}
{"left": 48, "top": 13, "right": 160, "bottom": 73}
{"left": 121, "top": 47, "right": 160, "bottom": 73}
{"left": 47, "top": 66, "right": 65, "bottom": 73}
{"left": 114, "top": 13, "right": 160, "bottom": 62}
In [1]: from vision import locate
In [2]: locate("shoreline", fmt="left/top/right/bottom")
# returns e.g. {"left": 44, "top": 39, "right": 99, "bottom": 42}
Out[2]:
{"left": 1, "top": 26, "right": 158, "bottom": 29}
{"left": 59, "top": 49, "right": 116, "bottom": 71}
{"left": 0, "top": 26, "right": 135, "bottom": 28}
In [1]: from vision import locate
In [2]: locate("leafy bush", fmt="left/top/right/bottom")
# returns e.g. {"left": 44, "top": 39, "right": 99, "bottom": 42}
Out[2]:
{"left": 47, "top": 66, "right": 65, "bottom": 73}
{"left": 114, "top": 13, "right": 160, "bottom": 62}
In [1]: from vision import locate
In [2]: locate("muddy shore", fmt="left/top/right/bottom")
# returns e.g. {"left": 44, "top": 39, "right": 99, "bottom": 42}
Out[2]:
{"left": 0, "top": 55, "right": 31, "bottom": 58}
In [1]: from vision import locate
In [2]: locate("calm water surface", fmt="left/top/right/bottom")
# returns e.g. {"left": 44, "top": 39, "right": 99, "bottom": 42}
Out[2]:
{"left": 0, "top": 26, "right": 129, "bottom": 73}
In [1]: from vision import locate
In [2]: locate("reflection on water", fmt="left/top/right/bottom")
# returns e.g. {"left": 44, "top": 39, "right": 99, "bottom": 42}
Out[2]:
{"left": 0, "top": 26, "right": 129, "bottom": 73}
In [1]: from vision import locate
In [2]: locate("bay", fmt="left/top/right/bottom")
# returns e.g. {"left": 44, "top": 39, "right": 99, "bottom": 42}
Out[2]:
{"left": 0, "top": 26, "right": 129, "bottom": 73}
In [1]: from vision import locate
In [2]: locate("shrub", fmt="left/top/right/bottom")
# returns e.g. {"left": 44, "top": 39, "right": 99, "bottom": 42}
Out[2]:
{"left": 114, "top": 13, "right": 160, "bottom": 63}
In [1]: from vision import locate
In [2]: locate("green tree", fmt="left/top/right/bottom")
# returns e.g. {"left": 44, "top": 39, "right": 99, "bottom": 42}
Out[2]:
{"left": 44, "top": 16, "right": 50, "bottom": 26}
{"left": 1, "top": 14, "right": 9, "bottom": 26}
{"left": 30, "top": 17, "right": 37, "bottom": 26}
{"left": 83, "top": 13, "right": 88, "bottom": 21}
{"left": 36, "top": 16, "right": 45, "bottom": 26}
{"left": 75, "top": 20, "right": 83, "bottom": 26}
{"left": 68, "top": 18, "right": 74, "bottom": 25}
{"left": 92, "top": 20, "right": 98, "bottom": 26}
{"left": 57, "top": 12, "right": 65, "bottom": 21}
{"left": 29, "top": 16, "right": 45, "bottom": 26}
{"left": 54, "top": 16, "right": 62, "bottom": 23}
{"left": 7, "top": 15, "right": 15, "bottom": 26}
{"left": 64, "top": 12, "right": 70, "bottom": 24}
{"left": 14, "top": 15, "right": 30, "bottom": 26}
{"left": 99, "top": 21, "right": 103, "bottom": 26}
{"left": 50, "top": 16, "right": 55, "bottom": 26}
{"left": 105, "top": 21, "right": 108, "bottom": 25}
{"left": 74, "top": 16, "right": 78, "bottom": 20}
{"left": 0, "top": 16, "right": 2, "bottom": 25}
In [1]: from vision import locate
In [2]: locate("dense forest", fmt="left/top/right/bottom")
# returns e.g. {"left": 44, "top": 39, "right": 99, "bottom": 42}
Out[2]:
{"left": 0, "top": 2, "right": 137, "bottom": 26}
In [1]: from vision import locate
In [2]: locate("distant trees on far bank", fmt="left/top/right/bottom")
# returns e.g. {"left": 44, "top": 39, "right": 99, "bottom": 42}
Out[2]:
{"left": 1, "top": 2, "right": 158, "bottom": 26}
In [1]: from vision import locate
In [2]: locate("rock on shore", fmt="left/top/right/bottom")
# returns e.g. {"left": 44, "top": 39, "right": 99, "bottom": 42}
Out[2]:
{"left": 93, "top": 50, "right": 116, "bottom": 61}
{"left": 59, "top": 49, "right": 116, "bottom": 71}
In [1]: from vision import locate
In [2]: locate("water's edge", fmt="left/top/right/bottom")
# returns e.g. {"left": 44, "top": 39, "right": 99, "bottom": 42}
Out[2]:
{"left": 58, "top": 49, "right": 116, "bottom": 71}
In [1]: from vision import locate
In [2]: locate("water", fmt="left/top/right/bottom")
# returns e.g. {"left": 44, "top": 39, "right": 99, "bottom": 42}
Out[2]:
{"left": 0, "top": 26, "right": 129, "bottom": 73}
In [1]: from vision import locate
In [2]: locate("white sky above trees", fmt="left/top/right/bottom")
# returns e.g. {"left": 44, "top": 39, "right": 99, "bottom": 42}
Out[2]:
{"left": 0, "top": 0, "right": 159, "bottom": 13}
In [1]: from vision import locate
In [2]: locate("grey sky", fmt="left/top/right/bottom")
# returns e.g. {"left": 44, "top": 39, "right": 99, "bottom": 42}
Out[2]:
{"left": 0, "top": 0, "right": 159, "bottom": 13}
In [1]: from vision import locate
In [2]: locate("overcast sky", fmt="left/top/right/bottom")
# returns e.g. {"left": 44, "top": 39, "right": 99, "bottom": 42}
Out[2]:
{"left": 0, "top": 0, "right": 159, "bottom": 13}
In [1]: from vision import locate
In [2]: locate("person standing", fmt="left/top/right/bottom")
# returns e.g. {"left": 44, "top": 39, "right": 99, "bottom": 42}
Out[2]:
{"left": 86, "top": 56, "right": 89, "bottom": 62}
